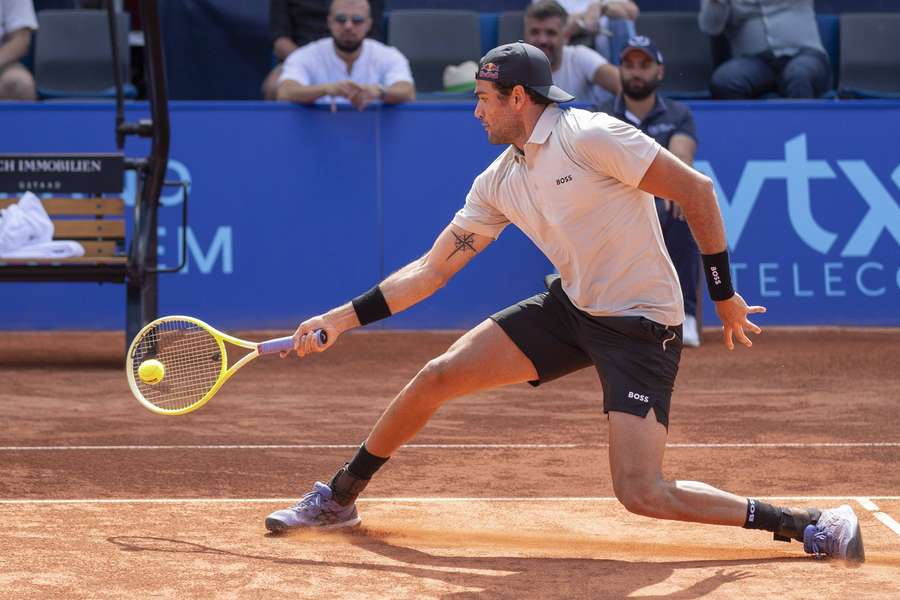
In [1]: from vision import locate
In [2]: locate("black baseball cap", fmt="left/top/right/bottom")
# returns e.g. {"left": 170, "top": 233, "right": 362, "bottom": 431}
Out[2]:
{"left": 620, "top": 35, "right": 665, "bottom": 64}
{"left": 476, "top": 41, "right": 575, "bottom": 103}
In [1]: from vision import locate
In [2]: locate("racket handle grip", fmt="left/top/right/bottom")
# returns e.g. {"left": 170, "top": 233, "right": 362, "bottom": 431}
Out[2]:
{"left": 258, "top": 330, "right": 327, "bottom": 355}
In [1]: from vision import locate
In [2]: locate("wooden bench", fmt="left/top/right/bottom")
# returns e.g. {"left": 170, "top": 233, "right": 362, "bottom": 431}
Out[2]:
{"left": 0, "top": 3, "right": 176, "bottom": 346}
{"left": 0, "top": 196, "right": 127, "bottom": 268}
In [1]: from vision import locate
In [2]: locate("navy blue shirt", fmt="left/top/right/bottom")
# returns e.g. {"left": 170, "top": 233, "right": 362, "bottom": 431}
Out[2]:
{"left": 598, "top": 94, "right": 696, "bottom": 150}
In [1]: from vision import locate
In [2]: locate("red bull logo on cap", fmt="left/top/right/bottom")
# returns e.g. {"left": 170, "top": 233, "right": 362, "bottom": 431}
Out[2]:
{"left": 478, "top": 62, "right": 500, "bottom": 80}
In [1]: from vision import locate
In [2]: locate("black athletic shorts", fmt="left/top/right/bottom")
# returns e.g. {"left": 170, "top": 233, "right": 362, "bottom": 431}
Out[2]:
{"left": 490, "top": 275, "right": 682, "bottom": 428}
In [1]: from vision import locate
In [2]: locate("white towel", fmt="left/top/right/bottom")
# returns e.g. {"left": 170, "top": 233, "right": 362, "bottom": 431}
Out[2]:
{"left": 0, "top": 192, "right": 85, "bottom": 259}
{"left": 1, "top": 240, "right": 85, "bottom": 259}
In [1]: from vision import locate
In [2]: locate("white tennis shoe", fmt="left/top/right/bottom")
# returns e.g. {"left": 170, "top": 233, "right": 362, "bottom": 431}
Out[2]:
{"left": 802, "top": 504, "right": 865, "bottom": 562}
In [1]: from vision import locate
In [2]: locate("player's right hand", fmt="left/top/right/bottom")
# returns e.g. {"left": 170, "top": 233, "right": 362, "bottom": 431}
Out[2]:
{"left": 282, "top": 315, "right": 338, "bottom": 358}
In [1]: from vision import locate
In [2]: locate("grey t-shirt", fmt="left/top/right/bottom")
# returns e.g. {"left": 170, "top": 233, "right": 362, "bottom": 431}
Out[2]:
{"left": 698, "top": 0, "right": 825, "bottom": 57}
{"left": 452, "top": 105, "right": 683, "bottom": 326}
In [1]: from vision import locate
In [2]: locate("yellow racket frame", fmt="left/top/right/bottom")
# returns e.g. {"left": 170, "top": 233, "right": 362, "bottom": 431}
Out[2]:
{"left": 126, "top": 315, "right": 278, "bottom": 416}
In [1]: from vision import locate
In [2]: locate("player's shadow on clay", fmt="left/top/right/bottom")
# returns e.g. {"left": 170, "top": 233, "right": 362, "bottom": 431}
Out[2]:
{"left": 106, "top": 532, "right": 806, "bottom": 599}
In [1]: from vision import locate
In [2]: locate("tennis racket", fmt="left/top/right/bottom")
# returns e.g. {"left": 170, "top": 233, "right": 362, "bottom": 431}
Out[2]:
{"left": 125, "top": 315, "right": 326, "bottom": 416}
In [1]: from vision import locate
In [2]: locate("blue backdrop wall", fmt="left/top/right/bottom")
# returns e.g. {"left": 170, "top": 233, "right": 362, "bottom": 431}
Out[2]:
{"left": 0, "top": 100, "right": 897, "bottom": 330}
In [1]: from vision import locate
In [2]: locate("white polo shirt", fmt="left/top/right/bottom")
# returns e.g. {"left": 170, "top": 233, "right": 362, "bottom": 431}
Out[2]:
{"left": 0, "top": 0, "right": 37, "bottom": 40}
{"left": 552, "top": 45, "right": 612, "bottom": 106}
{"left": 279, "top": 37, "right": 413, "bottom": 105}
{"left": 452, "top": 104, "right": 683, "bottom": 326}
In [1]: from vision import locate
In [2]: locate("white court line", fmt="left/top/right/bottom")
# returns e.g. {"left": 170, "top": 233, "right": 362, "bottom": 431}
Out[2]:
{"left": 873, "top": 513, "right": 900, "bottom": 536}
{"left": 1, "top": 442, "right": 899, "bottom": 451}
{"left": 856, "top": 497, "right": 880, "bottom": 511}
{"left": 3, "top": 496, "right": 900, "bottom": 506}
{"left": 856, "top": 497, "right": 900, "bottom": 538}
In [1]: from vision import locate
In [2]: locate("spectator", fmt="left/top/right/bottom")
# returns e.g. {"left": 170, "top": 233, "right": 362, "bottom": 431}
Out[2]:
{"left": 699, "top": 0, "right": 831, "bottom": 99}
{"left": 598, "top": 36, "right": 702, "bottom": 346}
{"left": 276, "top": 0, "right": 413, "bottom": 110}
{"left": 539, "top": 0, "right": 639, "bottom": 59}
{"left": 525, "top": 1, "right": 621, "bottom": 106}
{"left": 0, "top": 0, "right": 37, "bottom": 101}
{"left": 263, "top": 0, "right": 384, "bottom": 100}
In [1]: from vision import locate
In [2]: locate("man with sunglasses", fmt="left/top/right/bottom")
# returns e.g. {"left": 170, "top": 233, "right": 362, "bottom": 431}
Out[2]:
{"left": 262, "top": 0, "right": 384, "bottom": 99}
{"left": 276, "top": 0, "right": 415, "bottom": 110}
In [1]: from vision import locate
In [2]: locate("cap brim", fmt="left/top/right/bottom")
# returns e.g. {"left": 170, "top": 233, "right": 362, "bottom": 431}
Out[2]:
{"left": 529, "top": 84, "right": 575, "bottom": 103}
{"left": 620, "top": 47, "right": 662, "bottom": 64}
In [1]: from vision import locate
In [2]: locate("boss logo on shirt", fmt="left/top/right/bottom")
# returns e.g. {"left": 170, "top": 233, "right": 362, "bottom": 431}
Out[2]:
{"left": 556, "top": 174, "right": 573, "bottom": 186}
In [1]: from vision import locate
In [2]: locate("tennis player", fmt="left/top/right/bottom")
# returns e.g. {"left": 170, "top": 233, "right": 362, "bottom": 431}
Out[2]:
{"left": 267, "top": 42, "right": 864, "bottom": 562}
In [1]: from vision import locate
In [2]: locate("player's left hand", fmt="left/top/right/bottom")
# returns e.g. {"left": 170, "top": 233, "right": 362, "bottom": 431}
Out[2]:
{"left": 714, "top": 293, "right": 766, "bottom": 350}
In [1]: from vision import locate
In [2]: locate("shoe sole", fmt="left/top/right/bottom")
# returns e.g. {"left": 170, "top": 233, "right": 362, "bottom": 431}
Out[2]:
{"left": 265, "top": 515, "right": 362, "bottom": 533}
{"left": 846, "top": 520, "right": 865, "bottom": 563}
{"left": 837, "top": 504, "right": 865, "bottom": 563}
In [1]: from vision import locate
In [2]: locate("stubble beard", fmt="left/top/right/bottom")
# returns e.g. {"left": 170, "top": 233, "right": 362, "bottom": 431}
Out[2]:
{"left": 486, "top": 115, "right": 524, "bottom": 146}
{"left": 623, "top": 78, "right": 658, "bottom": 101}
{"left": 334, "top": 37, "right": 364, "bottom": 53}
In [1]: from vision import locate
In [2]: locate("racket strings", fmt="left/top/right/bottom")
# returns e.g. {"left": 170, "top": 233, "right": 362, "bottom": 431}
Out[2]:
{"left": 131, "top": 320, "right": 224, "bottom": 411}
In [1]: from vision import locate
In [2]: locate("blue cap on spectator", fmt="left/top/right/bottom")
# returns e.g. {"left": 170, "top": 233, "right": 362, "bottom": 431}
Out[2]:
{"left": 621, "top": 36, "right": 664, "bottom": 64}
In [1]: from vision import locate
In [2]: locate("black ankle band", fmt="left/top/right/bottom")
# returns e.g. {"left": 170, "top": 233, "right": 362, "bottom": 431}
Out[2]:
{"left": 329, "top": 465, "right": 370, "bottom": 506}
{"left": 775, "top": 507, "right": 821, "bottom": 542}
{"left": 346, "top": 443, "right": 389, "bottom": 480}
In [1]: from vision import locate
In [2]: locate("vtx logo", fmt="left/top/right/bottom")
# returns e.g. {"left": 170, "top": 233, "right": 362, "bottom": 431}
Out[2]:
{"left": 695, "top": 134, "right": 900, "bottom": 257}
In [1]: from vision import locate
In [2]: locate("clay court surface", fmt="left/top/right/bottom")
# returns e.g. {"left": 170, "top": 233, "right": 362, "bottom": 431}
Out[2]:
{"left": 1, "top": 327, "right": 899, "bottom": 599}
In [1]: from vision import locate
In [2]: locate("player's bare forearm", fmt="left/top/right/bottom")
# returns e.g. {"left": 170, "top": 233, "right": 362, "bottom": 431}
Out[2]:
{"left": 291, "top": 225, "right": 490, "bottom": 357}
{"left": 302, "top": 258, "right": 443, "bottom": 340}
{"left": 639, "top": 150, "right": 769, "bottom": 350}
{"left": 320, "top": 302, "right": 360, "bottom": 335}
{"left": 638, "top": 146, "right": 726, "bottom": 254}
{"left": 378, "top": 224, "right": 492, "bottom": 314}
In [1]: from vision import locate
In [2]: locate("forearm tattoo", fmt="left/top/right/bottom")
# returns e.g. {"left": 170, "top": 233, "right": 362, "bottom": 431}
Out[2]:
{"left": 446, "top": 231, "right": 476, "bottom": 260}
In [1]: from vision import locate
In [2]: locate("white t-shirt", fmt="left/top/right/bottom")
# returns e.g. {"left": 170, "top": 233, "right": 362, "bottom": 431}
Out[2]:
{"left": 0, "top": 0, "right": 37, "bottom": 41}
{"left": 552, "top": 45, "right": 612, "bottom": 106}
{"left": 279, "top": 37, "right": 413, "bottom": 105}
{"left": 452, "top": 105, "right": 683, "bottom": 326}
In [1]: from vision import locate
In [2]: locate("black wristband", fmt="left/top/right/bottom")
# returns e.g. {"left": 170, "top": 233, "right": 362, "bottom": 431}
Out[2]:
{"left": 352, "top": 285, "right": 392, "bottom": 326}
{"left": 701, "top": 250, "right": 736, "bottom": 302}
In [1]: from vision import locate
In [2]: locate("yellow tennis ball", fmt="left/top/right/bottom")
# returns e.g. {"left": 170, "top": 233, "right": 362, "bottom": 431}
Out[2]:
{"left": 138, "top": 359, "right": 165, "bottom": 385}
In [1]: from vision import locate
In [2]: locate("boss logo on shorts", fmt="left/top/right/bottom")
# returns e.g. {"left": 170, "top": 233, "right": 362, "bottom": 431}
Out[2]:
{"left": 628, "top": 391, "right": 650, "bottom": 403}
{"left": 556, "top": 174, "right": 573, "bottom": 186}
